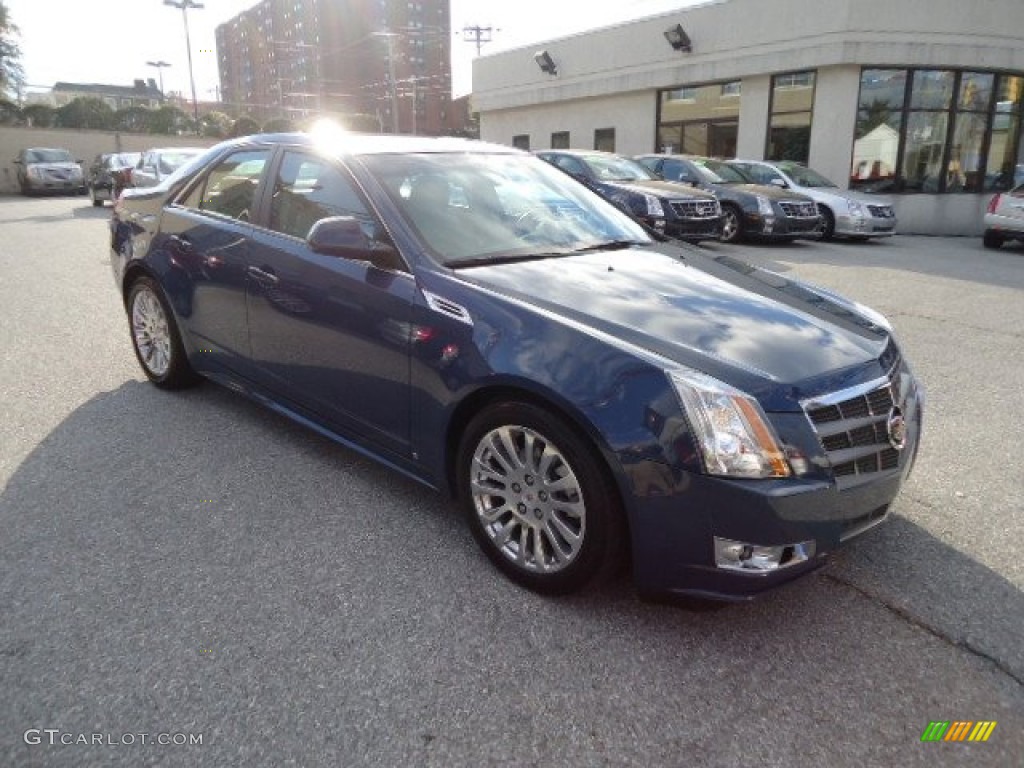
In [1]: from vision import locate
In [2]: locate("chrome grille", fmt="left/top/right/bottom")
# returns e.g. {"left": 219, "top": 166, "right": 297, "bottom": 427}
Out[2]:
{"left": 779, "top": 201, "right": 818, "bottom": 218}
{"left": 867, "top": 204, "right": 895, "bottom": 218}
{"left": 670, "top": 200, "right": 720, "bottom": 219}
{"left": 804, "top": 355, "right": 910, "bottom": 484}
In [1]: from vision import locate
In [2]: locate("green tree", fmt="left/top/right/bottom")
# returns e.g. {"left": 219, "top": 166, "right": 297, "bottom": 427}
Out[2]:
{"left": 114, "top": 106, "right": 151, "bottom": 133}
{"left": 56, "top": 97, "right": 115, "bottom": 130}
{"left": 0, "top": 1, "right": 24, "bottom": 99}
{"left": 199, "top": 110, "right": 232, "bottom": 138}
{"left": 149, "top": 104, "right": 191, "bottom": 134}
{"left": 0, "top": 96, "right": 19, "bottom": 124}
{"left": 262, "top": 117, "right": 295, "bottom": 133}
{"left": 21, "top": 103, "right": 54, "bottom": 127}
{"left": 229, "top": 115, "right": 260, "bottom": 138}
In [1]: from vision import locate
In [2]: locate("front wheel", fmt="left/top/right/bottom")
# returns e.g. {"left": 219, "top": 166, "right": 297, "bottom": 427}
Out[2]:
{"left": 457, "top": 401, "right": 626, "bottom": 594}
{"left": 126, "top": 278, "right": 200, "bottom": 389}
{"left": 719, "top": 205, "right": 742, "bottom": 243}
{"left": 817, "top": 206, "right": 835, "bottom": 241}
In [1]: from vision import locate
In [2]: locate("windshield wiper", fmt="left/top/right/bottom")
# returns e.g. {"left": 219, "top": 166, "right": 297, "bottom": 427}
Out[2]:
{"left": 569, "top": 239, "right": 649, "bottom": 253}
{"left": 447, "top": 250, "right": 574, "bottom": 269}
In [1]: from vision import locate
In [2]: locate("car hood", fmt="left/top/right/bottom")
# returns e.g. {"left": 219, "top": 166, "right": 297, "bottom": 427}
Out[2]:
{"left": 604, "top": 179, "right": 717, "bottom": 201}
{"left": 455, "top": 246, "right": 890, "bottom": 409}
{"left": 722, "top": 183, "right": 812, "bottom": 201}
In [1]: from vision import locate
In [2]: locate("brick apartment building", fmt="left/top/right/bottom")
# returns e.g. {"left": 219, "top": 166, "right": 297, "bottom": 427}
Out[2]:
{"left": 216, "top": 0, "right": 468, "bottom": 135}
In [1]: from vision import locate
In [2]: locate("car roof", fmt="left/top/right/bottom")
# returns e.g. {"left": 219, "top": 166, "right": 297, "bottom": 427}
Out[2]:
{"left": 223, "top": 132, "right": 523, "bottom": 157}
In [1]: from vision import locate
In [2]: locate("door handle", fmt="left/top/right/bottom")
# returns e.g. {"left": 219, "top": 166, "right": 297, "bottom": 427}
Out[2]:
{"left": 168, "top": 234, "right": 194, "bottom": 253}
{"left": 247, "top": 265, "right": 279, "bottom": 285}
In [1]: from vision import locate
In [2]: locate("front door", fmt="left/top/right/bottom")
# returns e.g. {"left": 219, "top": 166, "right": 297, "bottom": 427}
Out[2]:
{"left": 246, "top": 150, "right": 415, "bottom": 456}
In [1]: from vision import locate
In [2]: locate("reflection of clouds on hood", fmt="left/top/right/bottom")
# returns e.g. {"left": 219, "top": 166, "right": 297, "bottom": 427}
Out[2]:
{"left": 464, "top": 250, "right": 879, "bottom": 383}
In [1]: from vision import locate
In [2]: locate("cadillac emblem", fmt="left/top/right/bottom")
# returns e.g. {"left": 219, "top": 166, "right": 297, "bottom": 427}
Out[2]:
{"left": 887, "top": 406, "right": 907, "bottom": 451}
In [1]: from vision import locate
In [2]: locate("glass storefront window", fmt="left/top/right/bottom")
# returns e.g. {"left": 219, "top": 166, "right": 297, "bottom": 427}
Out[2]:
{"left": 767, "top": 71, "right": 816, "bottom": 162}
{"left": 656, "top": 80, "right": 740, "bottom": 156}
{"left": 853, "top": 68, "right": 1024, "bottom": 194}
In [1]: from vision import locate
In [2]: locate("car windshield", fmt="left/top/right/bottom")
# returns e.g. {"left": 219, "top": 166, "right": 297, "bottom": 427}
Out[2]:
{"left": 580, "top": 154, "right": 658, "bottom": 182}
{"left": 116, "top": 152, "right": 141, "bottom": 168}
{"left": 695, "top": 159, "right": 749, "bottom": 184}
{"left": 778, "top": 162, "right": 838, "bottom": 188}
{"left": 26, "top": 149, "right": 73, "bottom": 163}
{"left": 362, "top": 152, "right": 651, "bottom": 267}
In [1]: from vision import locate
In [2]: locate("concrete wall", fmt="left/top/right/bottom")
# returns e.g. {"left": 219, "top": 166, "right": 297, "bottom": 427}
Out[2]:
{"left": 480, "top": 91, "right": 658, "bottom": 155}
{"left": 0, "top": 127, "right": 220, "bottom": 194}
{"left": 806, "top": 65, "right": 861, "bottom": 190}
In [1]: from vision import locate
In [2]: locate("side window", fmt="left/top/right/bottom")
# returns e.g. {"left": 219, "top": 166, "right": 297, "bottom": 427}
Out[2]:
{"left": 268, "top": 152, "right": 374, "bottom": 241}
{"left": 200, "top": 150, "right": 269, "bottom": 221}
{"left": 553, "top": 155, "right": 587, "bottom": 178}
{"left": 177, "top": 149, "right": 269, "bottom": 221}
{"left": 662, "top": 159, "right": 685, "bottom": 181}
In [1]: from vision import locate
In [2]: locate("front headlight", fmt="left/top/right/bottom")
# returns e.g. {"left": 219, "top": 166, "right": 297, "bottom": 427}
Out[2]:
{"left": 755, "top": 195, "right": 774, "bottom": 216}
{"left": 847, "top": 199, "right": 865, "bottom": 216}
{"left": 642, "top": 193, "right": 665, "bottom": 217}
{"left": 668, "top": 369, "right": 790, "bottom": 478}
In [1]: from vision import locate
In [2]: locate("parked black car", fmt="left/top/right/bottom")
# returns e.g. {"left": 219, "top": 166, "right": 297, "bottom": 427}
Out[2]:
{"left": 537, "top": 150, "right": 722, "bottom": 242}
{"left": 636, "top": 155, "right": 821, "bottom": 243}
{"left": 87, "top": 152, "right": 142, "bottom": 207}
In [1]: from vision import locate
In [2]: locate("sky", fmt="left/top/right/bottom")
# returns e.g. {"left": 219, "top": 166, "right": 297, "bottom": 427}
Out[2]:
{"left": 5, "top": 0, "right": 704, "bottom": 102}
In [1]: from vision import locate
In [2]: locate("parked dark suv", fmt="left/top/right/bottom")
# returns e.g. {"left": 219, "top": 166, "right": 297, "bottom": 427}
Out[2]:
{"left": 537, "top": 150, "right": 722, "bottom": 242}
{"left": 636, "top": 154, "right": 821, "bottom": 243}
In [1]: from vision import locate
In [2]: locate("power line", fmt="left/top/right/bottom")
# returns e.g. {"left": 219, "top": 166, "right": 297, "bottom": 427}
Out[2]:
{"left": 460, "top": 25, "right": 498, "bottom": 56}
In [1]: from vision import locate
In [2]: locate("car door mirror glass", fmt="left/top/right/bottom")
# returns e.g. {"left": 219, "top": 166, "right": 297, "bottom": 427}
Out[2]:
{"left": 770, "top": 178, "right": 787, "bottom": 188}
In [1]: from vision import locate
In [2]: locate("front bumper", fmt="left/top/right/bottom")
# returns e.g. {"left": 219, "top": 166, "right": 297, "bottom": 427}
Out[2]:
{"left": 743, "top": 212, "right": 821, "bottom": 240}
{"left": 666, "top": 217, "right": 723, "bottom": 242}
{"left": 836, "top": 214, "right": 897, "bottom": 237}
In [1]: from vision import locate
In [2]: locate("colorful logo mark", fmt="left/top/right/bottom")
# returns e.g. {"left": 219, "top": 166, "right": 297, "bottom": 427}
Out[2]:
{"left": 921, "top": 721, "right": 997, "bottom": 742}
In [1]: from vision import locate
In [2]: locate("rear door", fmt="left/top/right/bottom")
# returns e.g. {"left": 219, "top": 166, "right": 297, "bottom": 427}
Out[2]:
{"left": 158, "top": 147, "right": 272, "bottom": 373}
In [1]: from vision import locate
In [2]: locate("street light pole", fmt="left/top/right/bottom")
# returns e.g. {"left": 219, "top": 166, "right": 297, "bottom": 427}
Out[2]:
{"left": 145, "top": 60, "right": 171, "bottom": 100}
{"left": 163, "top": 0, "right": 204, "bottom": 133}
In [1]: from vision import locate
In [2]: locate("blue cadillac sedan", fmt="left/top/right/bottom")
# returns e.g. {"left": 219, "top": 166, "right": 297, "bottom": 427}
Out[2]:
{"left": 110, "top": 131, "right": 922, "bottom": 600}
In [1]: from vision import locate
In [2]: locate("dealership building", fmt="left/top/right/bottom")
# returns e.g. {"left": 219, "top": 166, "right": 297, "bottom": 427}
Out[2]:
{"left": 472, "top": 0, "right": 1024, "bottom": 235}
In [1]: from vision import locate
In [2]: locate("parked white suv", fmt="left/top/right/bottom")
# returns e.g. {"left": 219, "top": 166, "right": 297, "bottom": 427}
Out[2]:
{"left": 729, "top": 159, "right": 897, "bottom": 241}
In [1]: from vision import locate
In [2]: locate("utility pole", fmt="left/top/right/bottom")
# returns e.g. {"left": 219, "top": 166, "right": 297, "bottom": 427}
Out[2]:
{"left": 375, "top": 32, "right": 401, "bottom": 134}
{"left": 164, "top": 0, "right": 204, "bottom": 134}
{"left": 461, "top": 25, "right": 497, "bottom": 56}
{"left": 146, "top": 60, "right": 171, "bottom": 100}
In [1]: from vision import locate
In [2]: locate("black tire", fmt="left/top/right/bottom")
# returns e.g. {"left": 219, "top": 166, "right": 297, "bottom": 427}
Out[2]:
{"left": 817, "top": 206, "right": 835, "bottom": 241}
{"left": 983, "top": 230, "right": 1004, "bottom": 249}
{"left": 719, "top": 204, "right": 743, "bottom": 243}
{"left": 126, "top": 277, "right": 200, "bottom": 390}
{"left": 456, "top": 401, "right": 626, "bottom": 595}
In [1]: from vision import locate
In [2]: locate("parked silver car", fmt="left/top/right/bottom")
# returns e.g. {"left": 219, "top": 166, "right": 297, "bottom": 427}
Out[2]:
{"left": 729, "top": 159, "right": 897, "bottom": 241}
{"left": 130, "top": 147, "right": 206, "bottom": 188}
{"left": 983, "top": 183, "right": 1024, "bottom": 249}
{"left": 14, "top": 147, "right": 86, "bottom": 196}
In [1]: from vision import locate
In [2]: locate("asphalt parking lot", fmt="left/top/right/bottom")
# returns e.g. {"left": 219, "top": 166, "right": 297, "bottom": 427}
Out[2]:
{"left": 1, "top": 194, "right": 1021, "bottom": 767}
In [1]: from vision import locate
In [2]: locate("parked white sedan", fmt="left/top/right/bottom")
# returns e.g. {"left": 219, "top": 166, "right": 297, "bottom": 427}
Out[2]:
{"left": 729, "top": 159, "right": 897, "bottom": 241}
{"left": 983, "top": 184, "right": 1024, "bottom": 249}
{"left": 131, "top": 147, "right": 206, "bottom": 188}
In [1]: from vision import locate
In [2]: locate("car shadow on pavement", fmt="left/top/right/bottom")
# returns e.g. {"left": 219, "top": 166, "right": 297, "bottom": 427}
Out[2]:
{"left": 72, "top": 204, "right": 114, "bottom": 220}
{"left": 2, "top": 381, "right": 1022, "bottom": 766}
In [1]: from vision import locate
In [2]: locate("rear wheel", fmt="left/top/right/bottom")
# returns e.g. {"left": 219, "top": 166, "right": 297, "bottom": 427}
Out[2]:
{"left": 983, "top": 230, "right": 1004, "bottom": 249}
{"left": 457, "top": 401, "right": 626, "bottom": 594}
{"left": 719, "top": 205, "right": 742, "bottom": 243}
{"left": 127, "top": 277, "right": 200, "bottom": 389}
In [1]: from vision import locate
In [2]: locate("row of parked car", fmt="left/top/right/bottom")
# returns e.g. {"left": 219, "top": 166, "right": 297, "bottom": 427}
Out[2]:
{"left": 536, "top": 149, "right": 899, "bottom": 245}
{"left": 13, "top": 146, "right": 206, "bottom": 206}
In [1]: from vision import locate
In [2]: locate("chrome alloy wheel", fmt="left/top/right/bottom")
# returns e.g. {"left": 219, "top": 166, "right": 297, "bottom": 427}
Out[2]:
{"left": 131, "top": 287, "right": 172, "bottom": 377}
{"left": 470, "top": 425, "right": 586, "bottom": 573}
{"left": 721, "top": 207, "right": 740, "bottom": 242}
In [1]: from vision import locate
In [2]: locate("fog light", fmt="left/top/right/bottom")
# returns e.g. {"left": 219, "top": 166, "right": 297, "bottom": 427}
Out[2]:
{"left": 762, "top": 216, "right": 776, "bottom": 233}
{"left": 714, "top": 536, "right": 815, "bottom": 572}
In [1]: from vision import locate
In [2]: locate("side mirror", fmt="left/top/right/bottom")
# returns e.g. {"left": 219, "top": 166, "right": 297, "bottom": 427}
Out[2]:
{"left": 308, "top": 216, "right": 402, "bottom": 269}
{"left": 769, "top": 178, "right": 787, "bottom": 189}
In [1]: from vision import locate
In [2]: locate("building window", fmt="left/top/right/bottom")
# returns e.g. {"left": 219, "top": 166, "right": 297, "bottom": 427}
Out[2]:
{"left": 551, "top": 131, "right": 570, "bottom": 149}
{"left": 656, "top": 80, "right": 740, "bottom": 156}
{"left": 512, "top": 134, "right": 530, "bottom": 150}
{"left": 767, "top": 70, "right": 816, "bottom": 163}
{"left": 852, "top": 68, "right": 1024, "bottom": 193}
{"left": 594, "top": 128, "right": 615, "bottom": 152}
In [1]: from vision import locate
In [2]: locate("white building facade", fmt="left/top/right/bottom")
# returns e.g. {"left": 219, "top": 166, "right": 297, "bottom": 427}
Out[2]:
{"left": 472, "top": 0, "right": 1024, "bottom": 235}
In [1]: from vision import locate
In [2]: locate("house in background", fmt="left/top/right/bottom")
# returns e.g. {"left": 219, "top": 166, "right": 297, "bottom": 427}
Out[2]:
{"left": 51, "top": 79, "right": 164, "bottom": 110}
